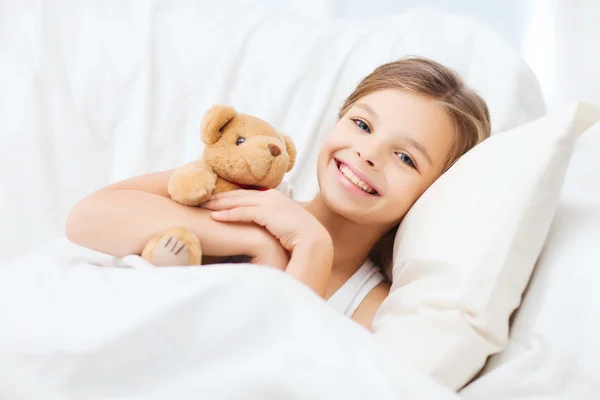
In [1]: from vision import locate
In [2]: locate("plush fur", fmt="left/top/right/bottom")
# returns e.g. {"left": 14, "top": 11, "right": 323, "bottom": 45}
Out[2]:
{"left": 141, "top": 105, "right": 296, "bottom": 266}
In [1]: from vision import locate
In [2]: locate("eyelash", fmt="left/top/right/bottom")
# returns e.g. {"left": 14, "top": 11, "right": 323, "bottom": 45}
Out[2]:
{"left": 352, "top": 119, "right": 371, "bottom": 134}
{"left": 396, "top": 153, "right": 416, "bottom": 169}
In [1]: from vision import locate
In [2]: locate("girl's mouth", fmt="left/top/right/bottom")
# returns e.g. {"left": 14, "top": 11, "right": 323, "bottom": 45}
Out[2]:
{"left": 335, "top": 159, "right": 380, "bottom": 196}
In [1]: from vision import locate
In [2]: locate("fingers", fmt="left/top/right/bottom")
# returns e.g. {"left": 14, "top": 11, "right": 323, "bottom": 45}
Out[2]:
{"left": 210, "top": 206, "right": 267, "bottom": 227}
{"left": 203, "top": 197, "right": 253, "bottom": 211}
{"left": 210, "top": 189, "right": 266, "bottom": 200}
{"left": 204, "top": 189, "right": 278, "bottom": 210}
{"left": 203, "top": 195, "right": 264, "bottom": 211}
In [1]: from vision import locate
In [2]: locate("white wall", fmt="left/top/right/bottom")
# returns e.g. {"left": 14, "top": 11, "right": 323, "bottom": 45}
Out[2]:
{"left": 552, "top": 0, "right": 600, "bottom": 107}
{"left": 240, "top": 0, "right": 600, "bottom": 111}
{"left": 335, "top": 0, "right": 533, "bottom": 53}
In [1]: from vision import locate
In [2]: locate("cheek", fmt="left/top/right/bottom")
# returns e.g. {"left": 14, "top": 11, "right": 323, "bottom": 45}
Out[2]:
{"left": 323, "top": 122, "right": 351, "bottom": 148}
{"left": 317, "top": 134, "right": 342, "bottom": 164}
{"left": 383, "top": 171, "right": 427, "bottom": 210}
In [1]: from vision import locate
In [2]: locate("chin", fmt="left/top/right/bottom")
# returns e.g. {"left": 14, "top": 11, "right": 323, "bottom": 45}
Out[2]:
{"left": 321, "top": 188, "right": 405, "bottom": 228}
{"left": 320, "top": 189, "right": 367, "bottom": 222}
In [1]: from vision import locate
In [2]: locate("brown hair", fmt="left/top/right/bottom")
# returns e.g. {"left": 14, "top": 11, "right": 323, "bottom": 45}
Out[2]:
{"left": 340, "top": 56, "right": 492, "bottom": 272}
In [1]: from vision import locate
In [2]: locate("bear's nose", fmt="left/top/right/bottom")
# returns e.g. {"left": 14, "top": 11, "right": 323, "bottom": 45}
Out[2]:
{"left": 268, "top": 144, "right": 281, "bottom": 157}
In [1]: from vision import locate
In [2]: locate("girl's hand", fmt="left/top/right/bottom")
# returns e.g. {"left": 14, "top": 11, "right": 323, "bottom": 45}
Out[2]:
{"left": 203, "top": 189, "right": 333, "bottom": 296}
{"left": 203, "top": 189, "right": 328, "bottom": 253}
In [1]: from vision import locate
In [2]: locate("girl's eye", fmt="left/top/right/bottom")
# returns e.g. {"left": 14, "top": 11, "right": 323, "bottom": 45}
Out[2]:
{"left": 397, "top": 153, "right": 416, "bottom": 168}
{"left": 352, "top": 119, "right": 371, "bottom": 134}
{"left": 236, "top": 137, "right": 246, "bottom": 145}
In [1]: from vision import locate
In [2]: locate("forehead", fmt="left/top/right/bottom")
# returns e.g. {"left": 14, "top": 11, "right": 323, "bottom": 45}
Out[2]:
{"left": 354, "top": 89, "right": 456, "bottom": 166}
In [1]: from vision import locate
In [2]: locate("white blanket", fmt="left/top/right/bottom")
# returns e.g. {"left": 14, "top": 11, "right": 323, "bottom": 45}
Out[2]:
{"left": 0, "top": 239, "right": 458, "bottom": 399}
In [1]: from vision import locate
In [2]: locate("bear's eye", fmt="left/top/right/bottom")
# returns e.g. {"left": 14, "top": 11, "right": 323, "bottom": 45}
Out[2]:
{"left": 236, "top": 137, "right": 246, "bottom": 146}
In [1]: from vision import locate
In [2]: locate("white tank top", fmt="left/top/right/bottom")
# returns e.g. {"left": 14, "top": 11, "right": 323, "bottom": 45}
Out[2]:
{"left": 327, "top": 259, "right": 386, "bottom": 317}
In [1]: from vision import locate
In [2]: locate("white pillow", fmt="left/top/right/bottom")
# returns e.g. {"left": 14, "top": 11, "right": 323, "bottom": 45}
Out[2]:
{"left": 460, "top": 124, "right": 600, "bottom": 399}
{"left": 372, "top": 102, "right": 600, "bottom": 390}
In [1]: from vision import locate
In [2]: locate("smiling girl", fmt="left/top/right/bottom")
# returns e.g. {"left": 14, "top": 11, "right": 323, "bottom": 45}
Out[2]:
{"left": 66, "top": 56, "right": 491, "bottom": 330}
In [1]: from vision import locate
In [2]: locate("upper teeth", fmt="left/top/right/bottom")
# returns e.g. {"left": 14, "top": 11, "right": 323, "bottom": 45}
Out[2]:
{"left": 339, "top": 163, "right": 376, "bottom": 194}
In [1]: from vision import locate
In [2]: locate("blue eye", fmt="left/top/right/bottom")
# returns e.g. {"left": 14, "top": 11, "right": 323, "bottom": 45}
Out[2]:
{"left": 397, "top": 153, "right": 416, "bottom": 168}
{"left": 352, "top": 119, "right": 371, "bottom": 134}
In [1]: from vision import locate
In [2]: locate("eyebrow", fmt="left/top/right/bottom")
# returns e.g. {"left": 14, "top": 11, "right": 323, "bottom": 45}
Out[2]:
{"left": 405, "top": 137, "right": 433, "bottom": 166}
{"left": 355, "top": 102, "right": 379, "bottom": 124}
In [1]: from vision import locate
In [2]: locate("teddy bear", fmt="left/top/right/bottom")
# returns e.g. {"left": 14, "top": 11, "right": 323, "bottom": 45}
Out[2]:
{"left": 139, "top": 104, "right": 297, "bottom": 266}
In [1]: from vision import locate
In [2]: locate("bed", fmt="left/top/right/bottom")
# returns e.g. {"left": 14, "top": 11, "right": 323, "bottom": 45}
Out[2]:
{"left": 1, "top": 1, "right": 599, "bottom": 398}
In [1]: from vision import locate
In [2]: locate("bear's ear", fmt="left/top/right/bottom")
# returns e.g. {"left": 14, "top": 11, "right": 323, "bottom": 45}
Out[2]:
{"left": 282, "top": 134, "right": 296, "bottom": 172}
{"left": 201, "top": 105, "right": 237, "bottom": 144}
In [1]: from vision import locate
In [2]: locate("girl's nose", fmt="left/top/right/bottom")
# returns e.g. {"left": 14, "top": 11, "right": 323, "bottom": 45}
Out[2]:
{"left": 356, "top": 151, "right": 375, "bottom": 167}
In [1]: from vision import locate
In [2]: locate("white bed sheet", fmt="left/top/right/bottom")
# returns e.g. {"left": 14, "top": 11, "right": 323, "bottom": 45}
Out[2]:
{"left": 0, "top": 239, "right": 459, "bottom": 400}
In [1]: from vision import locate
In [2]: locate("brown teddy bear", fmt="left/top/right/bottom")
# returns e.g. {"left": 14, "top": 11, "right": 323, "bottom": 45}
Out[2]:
{"left": 140, "top": 104, "right": 297, "bottom": 266}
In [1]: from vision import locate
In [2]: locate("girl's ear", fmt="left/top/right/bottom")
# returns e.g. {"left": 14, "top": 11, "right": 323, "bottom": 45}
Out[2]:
{"left": 282, "top": 134, "right": 297, "bottom": 172}
{"left": 201, "top": 105, "right": 237, "bottom": 144}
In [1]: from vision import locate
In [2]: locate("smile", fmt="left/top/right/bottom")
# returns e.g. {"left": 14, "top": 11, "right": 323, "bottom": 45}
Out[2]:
{"left": 335, "top": 160, "right": 379, "bottom": 196}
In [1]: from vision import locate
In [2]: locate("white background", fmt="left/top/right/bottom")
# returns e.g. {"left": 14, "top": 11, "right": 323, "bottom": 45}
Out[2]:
{"left": 239, "top": 0, "right": 600, "bottom": 111}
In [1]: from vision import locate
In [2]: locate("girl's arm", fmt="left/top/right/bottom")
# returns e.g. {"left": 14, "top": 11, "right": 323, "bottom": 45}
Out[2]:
{"left": 284, "top": 238, "right": 333, "bottom": 298}
{"left": 65, "top": 170, "right": 288, "bottom": 268}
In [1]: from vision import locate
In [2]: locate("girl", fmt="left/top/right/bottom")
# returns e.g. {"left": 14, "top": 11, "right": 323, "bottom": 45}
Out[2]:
{"left": 66, "top": 57, "right": 491, "bottom": 330}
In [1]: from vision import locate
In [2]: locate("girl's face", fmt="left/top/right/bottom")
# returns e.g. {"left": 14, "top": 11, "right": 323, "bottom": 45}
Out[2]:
{"left": 317, "top": 89, "right": 456, "bottom": 228}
